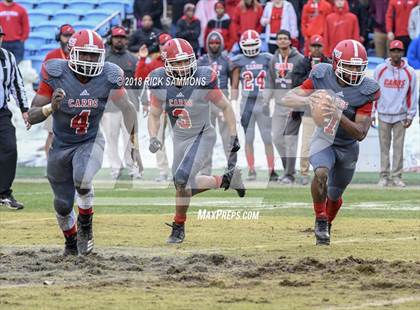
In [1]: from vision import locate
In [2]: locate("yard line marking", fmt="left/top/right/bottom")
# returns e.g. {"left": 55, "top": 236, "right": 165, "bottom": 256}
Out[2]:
{"left": 322, "top": 295, "right": 420, "bottom": 310}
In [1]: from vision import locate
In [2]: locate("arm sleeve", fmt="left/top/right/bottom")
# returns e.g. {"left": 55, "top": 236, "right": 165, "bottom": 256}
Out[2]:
{"left": 9, "top": 52, "right": 29, "bottom": 112}
{"left": 408, "top": 70, "right": 418, "bottom": 120}
{"left": 134, "top": 57, "right": 147, "bottom": 79}
{"left": 37, "top": 80, "right": 53, "bottom": 98}
{"left": 385, "top": 2, "right": 394, "bottom": 33}
{"left": 356, "top": 91, "right": 380, "bottom": 116}
{"left": 21, "top": 8, "right": 30, "bottom": 40}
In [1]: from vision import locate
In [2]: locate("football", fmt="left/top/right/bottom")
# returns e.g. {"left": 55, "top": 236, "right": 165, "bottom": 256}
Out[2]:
{"left": 309, "top": 89, "right": 334, "bottom": 127}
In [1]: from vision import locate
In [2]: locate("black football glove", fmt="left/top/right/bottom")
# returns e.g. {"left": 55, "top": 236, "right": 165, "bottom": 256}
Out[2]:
{"left": 149, "top": 137, "right": 162, "bottom": 153}
{"left": 228, "top": 135, "right": 240, "bottom": 153}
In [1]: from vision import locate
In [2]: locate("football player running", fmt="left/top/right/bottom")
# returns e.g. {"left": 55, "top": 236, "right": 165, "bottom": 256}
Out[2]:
{"left": 147, "top": 38, "right": 245, "bottom": 244}
{"left": 282, "top": 39, "right": 380, "bottom": 245}
{"left": 231, "top": 30, "right": 278, "bottom": 182}
{"left": 28, "top": 30, "right": 140, "bottom": 255}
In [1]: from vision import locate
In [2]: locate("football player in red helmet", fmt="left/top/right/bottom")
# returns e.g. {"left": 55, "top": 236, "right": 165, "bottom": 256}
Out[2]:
{"left": 231, "top": 30, "right": 277, "bottom": 181}
{"left": 28, "top": 29, "right": 140, "bottom": 256}
{"left": 282, "top": 39, "right": 380, "bottom": 245}
{"left": 148, "top": 38, "right": 245, "bottom": 244}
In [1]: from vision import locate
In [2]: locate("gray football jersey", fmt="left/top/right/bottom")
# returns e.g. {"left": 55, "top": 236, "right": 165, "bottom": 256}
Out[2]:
{"left": 42, "top": 59, "right": 124, "bottom": 148}
{"left": 308, "top": 63, "right": 379, "bottom": 145}
{"left": 148, "top": 66, "right": 219, "bottom": 140}
{"left": 231, "top": 52, "right": 272, "bottom": 99}
{"left": 197, "top": 53, "right": 232, "bottom": 95}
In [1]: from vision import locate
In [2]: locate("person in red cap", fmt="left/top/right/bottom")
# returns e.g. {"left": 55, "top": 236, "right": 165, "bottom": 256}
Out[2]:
{"left": 373, "top": 39, "right": 418, "bottom": 187}
{"left": 0, "top": 0, "right": 29, "bottom": 64}
{"left": 292, "top": 34, "right": 331, "bottom": 185}
{"left": 42, "top": 24, "right": 76, "bottom": 163}
{"left": 103, "top": 25, "right": 143, "bottom": 180}
{"left": 135, "top": 32, "right": 173, "bottom": 182}
{"left": 386, "top": 0, "right": 417, "bottom": 54}
{"left": 204, "top": 1, "right": 236, "bottom": 51}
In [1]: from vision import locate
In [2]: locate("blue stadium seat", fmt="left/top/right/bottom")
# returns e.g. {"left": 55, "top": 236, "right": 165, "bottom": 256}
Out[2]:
{"left": 39, "top": 44, "right": 59, "bottom": 58}
{"left": 26, "top": 35, "right": 48, "bottom": 47}
{"left": 24, "top": 43, "right": 39, "bottom": 58}
{"left": 29, "top": 55, "right": 45, "bottom": 73}
{"left": 368, "top": 56, "right": 385, "bottom": 69}
{"left": 83, "top": 12, "right": 111, "bottom": 23}
{"left": 17, "top": 0, "right": 35, "bottom": 10}
{"left": 34, "top": 21, "right": 61, "bottom": 34}
{"left": 67, "top": 1, "right": 95, "bottom": 11}
{"left": 52, "top": 11, "right": 82, "bottom": 23}
{"left": 72, "top": 21, "right": 100, "bottom": 31}
{"left": 28, "top": 12, "right": 50, "bottom": 25}
{"left": 97, "top": 1, "right": 126, "bottom": 15}
{"left": 36, "top": 0, "right": 65, "bottom": 11}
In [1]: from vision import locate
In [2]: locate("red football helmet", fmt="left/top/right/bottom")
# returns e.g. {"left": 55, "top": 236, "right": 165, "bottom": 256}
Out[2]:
{"left": 68, "top": 29, "right": 105, "bottom": 77}
{"left": 240, "top": 30, "right": 261, "bottom": 57}
{"left": 161, "top": 38, "right": 197, "bottom": 81}
{"left": 332, "top": 39, "right": 368, "bottom": 86}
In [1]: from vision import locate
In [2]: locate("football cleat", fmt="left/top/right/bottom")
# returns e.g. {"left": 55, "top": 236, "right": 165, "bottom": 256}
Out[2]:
{"left": 166, "top": 222, "right": 185, "bottom": 244}
{"left": 246, "top": 169, "right": 257, "bottom": 181}
{"left": 0, "top": 194, "right": 24, "bottom": 210}
{"left": 229, "top": 168, "right": 246, "bottom": 198}
{"left": 315, "top": 218, "right": 330, "bottom": 246}
{"left": 77, "top": 214, "right": 94, "bottom": 255}
{"left": 63, "top": 234, "right": 78, "bottom": 256}
{"left": 392, "top": 178, "right": 406, "bottom": 188}
{"left": 328, "top": 223, "right": 332, "bottom": 236}
{"left": 269, "top": 171, "right": 279, "bottom": 182}
{"left": 377, "top": 177, "right": 389, "bottom": 187}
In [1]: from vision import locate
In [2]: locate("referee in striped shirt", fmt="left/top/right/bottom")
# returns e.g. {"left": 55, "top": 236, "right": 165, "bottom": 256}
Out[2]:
{"left": 0, "top": 26, "right": 29, "bottom": 210}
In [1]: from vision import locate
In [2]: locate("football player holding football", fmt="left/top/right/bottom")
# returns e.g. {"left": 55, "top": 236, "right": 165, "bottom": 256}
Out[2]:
{"left": 282, "top": 39, "right": 380, "bottom": 245}
{"left": 147, "top": 38, "right": 245, "bottom": 244}
{"left": 28, "top": 30, "right": 140, "bottom": 255}
{"left": 231, "top": 30, "right": 277, "bottom": 181}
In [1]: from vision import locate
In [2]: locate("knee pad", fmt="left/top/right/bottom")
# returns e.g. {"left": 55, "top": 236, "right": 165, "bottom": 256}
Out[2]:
{"left": 54, "top": 197, "right": 73, "bottom": 217}
{"left": 173, "top": 169, "right": 189, "bottom": 191}
{"left": 75, "top": 187, "right": 94, "bottom": 209}
{"left": 314, "top": 167, "right": 329, "bottom": 184}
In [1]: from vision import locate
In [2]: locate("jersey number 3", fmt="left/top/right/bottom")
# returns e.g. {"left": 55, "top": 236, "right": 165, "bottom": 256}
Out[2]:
{"left": 70, "top": 110, "right": 91, "bottom": 135}
{"left": 172, "top": 108, "right": 192, "bottom": 129}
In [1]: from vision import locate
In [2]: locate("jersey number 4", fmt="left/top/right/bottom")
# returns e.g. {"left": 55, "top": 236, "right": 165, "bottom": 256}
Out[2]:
{"left": 70, "top": 110, "right": 91, "bottom": 135}
{"left": 242, "top": 70, "right": 266, "bottom": 91}
{"left": 172, "top": 108, "right": 192, "bottom": 129}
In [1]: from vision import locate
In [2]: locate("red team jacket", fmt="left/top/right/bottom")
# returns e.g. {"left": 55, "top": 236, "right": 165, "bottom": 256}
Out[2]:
{"left": 386, "top": 0, "right": 417, "bottom": 37}
{"left": 0, "top": 2, "right": 29, "bottom": 42}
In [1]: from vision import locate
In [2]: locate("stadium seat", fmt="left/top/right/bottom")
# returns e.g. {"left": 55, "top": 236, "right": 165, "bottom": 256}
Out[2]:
{"left": 34, "top": 21, "right": 61, "bottom": 34}
{"left": 36, "top": 0, "right": 65, "bottom": 11}
{"left": 67, "top": 1, "right": 95, "bottom": 11}
{"left": 29, "top": 55, "right": 45, "bottom": 73}
{"left": 38, "top": 44, "right": 59, "bottom": 58}
{"left": 97, "top": 1, "right": 126, "bottom": 15}
{"left": 24, "top": 43, "right": 39, "bottom": 58}
{"left": 28, "top": 12, "right": 51, "bottom": 25}
{"left": 83, "top": 12, "right": 112, "bottom": 23}
{"left": 72, "top": 21, "right": 100, "bottom": 31}
{"left": 17, "top": 0, "right": 35, "bottom": 10}
{"left": 52, "top": 11, "right": 82, "bottom": 23}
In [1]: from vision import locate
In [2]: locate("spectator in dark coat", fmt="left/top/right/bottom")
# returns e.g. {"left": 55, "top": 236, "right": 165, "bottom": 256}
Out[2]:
{"left": 176, "top": 3, "right": 201, "bottom": 55}
{"left": 133, "top": 0, "right": 163, "bottom": 30}
{"left": 369, "top": 0, "right": 389, "bottom": 58}
{"left": 348, "top": 0, "right": 372, "bottom": 49}
{"left": 128, "top": 14, "right": 161, "bottom": 54}
{"left": 171, "top": 0, "right": 198, "bottom": 32}
{"left": 204, "top": 1, "right": 236, "bottom": 51}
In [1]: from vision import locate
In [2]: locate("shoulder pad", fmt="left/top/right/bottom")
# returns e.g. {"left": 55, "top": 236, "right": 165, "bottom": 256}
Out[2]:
{"left": 196, "top": 66, "right": 216, "bottom": 86}
{"left": 147, "top": 67, "right": 166, "bottom": 89}
{"left": 359, "top": 77, "right": 380, "bottom": 96}
{"left": 103, "top": 62, "right": 124, "bottom": 87}
{"left": 310, "top": 63, "right": 333, "bottom": 79}
{"left": 261, "top": 52, "right": 273, "bottom": 60}
{"left": 44, "top": 59, "right": 67, "bottom": 77}
{"left": 231, "top": 54, "right": 243, "bottom": 64}
{"left": 197, "top": 55, "right": 208, "bottom": 66}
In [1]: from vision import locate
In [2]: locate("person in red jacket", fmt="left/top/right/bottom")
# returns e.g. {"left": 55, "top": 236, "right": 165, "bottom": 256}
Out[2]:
{"left": 232, "top": 0, "right": 263, "bottom": 42}
{"left": 0, "top": 0, "right": 29, "bottom": 64}
{"left": 204, "top": 1, "right": 236, "bottom": 51}
{"left": 41, "top": 24, "right": 75, "bottom": 163}
{"left": 301, "top": 0, "right": 332, "bottom": 56}
{"left": 323, "top": 0, "right": 360, "bottom": 55}
{"left": 386, "top": 0, "right": 417, "bottom": 53}
{"left": 225, "top": 0, "right": 240, "bottom": 19}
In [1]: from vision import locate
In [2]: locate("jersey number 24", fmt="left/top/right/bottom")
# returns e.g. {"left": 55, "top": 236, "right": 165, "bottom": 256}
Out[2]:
{"left": 242, "top": 70, "right": 266, "bottom": 91}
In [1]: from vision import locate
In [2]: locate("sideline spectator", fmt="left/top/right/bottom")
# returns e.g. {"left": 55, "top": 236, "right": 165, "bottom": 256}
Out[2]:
{"left": 225, "top": 0, "right": 240, "bottom": 18}
{"left": 42, "top": 24, "right": 75, "bottom": 161}
{"left": 301, "top": 0, "right": 332, "bottom": 56}
{"left": 260, "top": 0, "right": 299, "bottom": 54}
{"left": 386, "top": 0, "right": 417, "bottom": 53}
{"left": 104, "top": 26, "right": 143, "bottom": 180}
{"left": 348, "top": 0, "right": 371, "bottom": 49}
{"left": 171, "top": 0, "right": 198, "bottom": 35}
{"left": 232, "top": 0, "right": 263, "bottom": 42}
{"left": 407, "top": 35, "right": 420, "bottom": 69}
{"left": 204, "top": 1, "right": 236, "bottom": 52}
{"left": 0, "top": 25, "right": 28, "bottom": 210}
{"left": 0, "top": 0, "right": 29, "bottom": 64}
{"left": 323, "top": 0, "right": 360, "bottom": 55}
{"left": 408, "top": 0, "right": 420, "bottom": 40}
{"left": 292, "top": 35, "right": 331, "bottom": 185}
{"left": 135, "top": 33, "right": 172, "bottom": 182}
{"left": 373, "top": 40, "right": 418, "bottom": 187}
{"left": 195, "top": 0, "right": 217, "bottom": 52}
{"left": 266, "top": 30, "right": 304, "bottom": 184}
{"left": 176, "top": 3, "right": 201, "bottom": 56}
{"left": 133, "top": 0, "right": 163, "bottom": 30}
{"left": 128, "top": 15, "right": 161, "bottom": 54}
{"left": 369, "top": 0, "right": 389, "bottom": 58}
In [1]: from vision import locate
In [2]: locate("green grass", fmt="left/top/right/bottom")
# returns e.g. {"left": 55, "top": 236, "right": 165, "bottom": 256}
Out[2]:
{"left": 0, "top": 168, "right": 419, "bottom": 309}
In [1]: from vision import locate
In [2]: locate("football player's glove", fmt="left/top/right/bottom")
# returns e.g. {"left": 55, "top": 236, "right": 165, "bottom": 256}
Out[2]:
{"left": 149, "top": 137, "right": 162, "bottom": 153}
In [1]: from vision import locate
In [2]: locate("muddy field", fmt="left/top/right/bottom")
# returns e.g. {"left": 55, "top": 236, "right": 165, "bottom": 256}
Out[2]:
{"left": 1, "top": 247, "right": 420, "bottom": 294}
